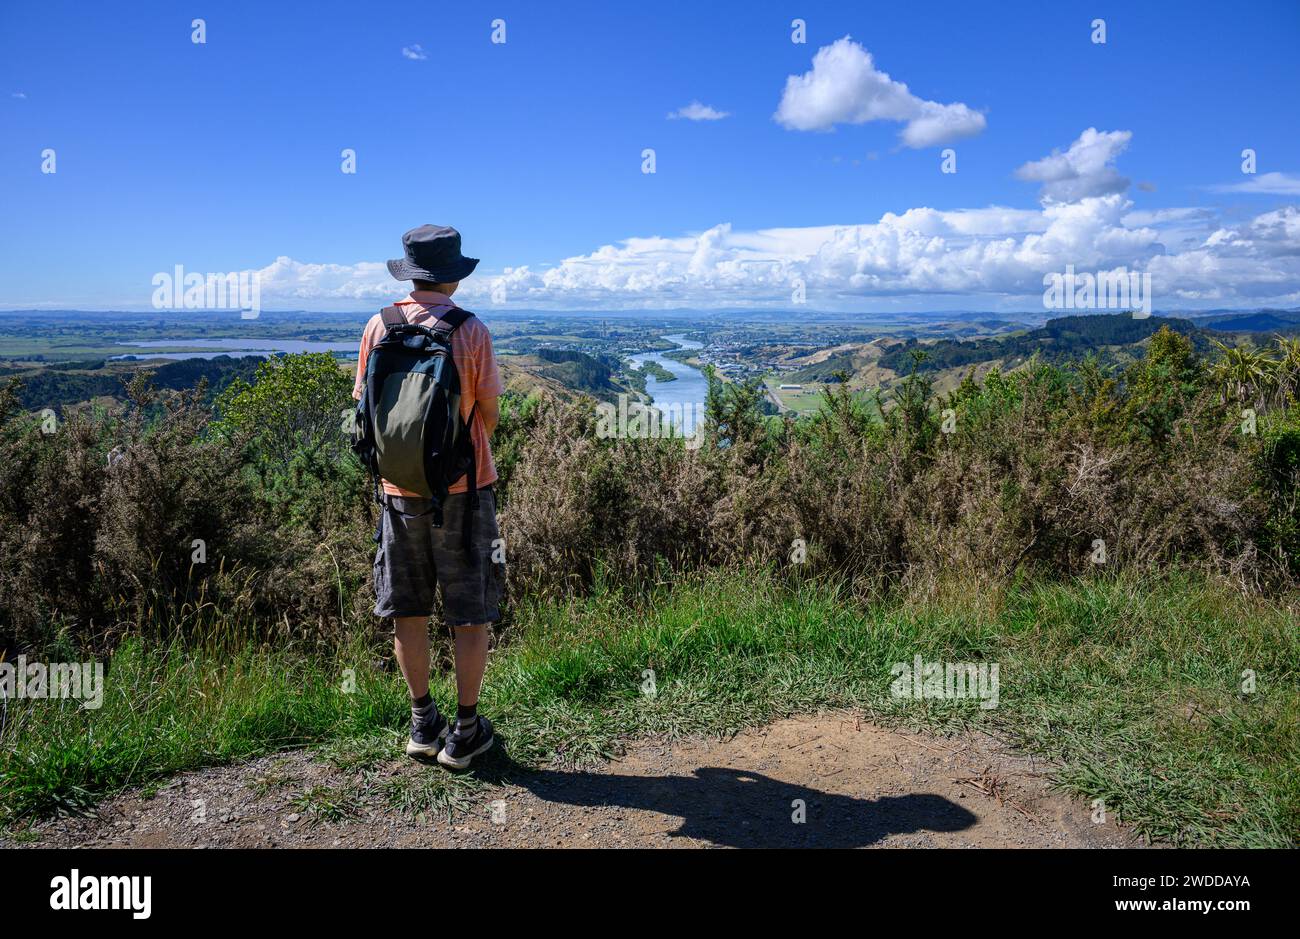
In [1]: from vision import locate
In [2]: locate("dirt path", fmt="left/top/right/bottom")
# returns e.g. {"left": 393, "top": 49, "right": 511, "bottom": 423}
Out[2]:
{"left": 7, "top": 713, "right": 1144, "bottom": 849}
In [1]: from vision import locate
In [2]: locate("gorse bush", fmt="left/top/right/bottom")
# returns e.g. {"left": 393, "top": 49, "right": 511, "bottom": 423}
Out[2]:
{"left": 505, "top": 326, "right": 1290, "bottom": 596}
{"left": 0, "top": 378, "right": 113, "bottom": 649}
{"left": 1, "top": 328, "right": 1296, "bottom": 656}
{"left": 0, "top": 374, "right": 261, "bottom": 652}
{"left": 1255, "top": 408, "right": 1300, "bottom": 578}
{"left": 0, "top": 366, "right": 367, "bottom": 653}
{"left": 92, "top": 376, "right": 260, "bottom": 634}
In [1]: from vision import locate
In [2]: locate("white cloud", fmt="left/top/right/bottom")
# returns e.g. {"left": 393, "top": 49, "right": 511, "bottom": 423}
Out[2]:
{"left": 1015, "top": 128, "right": 1132, "bottom": 204}
{"left": 1201, "top": 206, "right": 1300, "bottom": 256}
{"left": 1149, "top": 207, "right": 1300, "bottom": 302}
{"left": 1208, "top": 172, "right": 1300, "bottom": 196}
{"left": 11, "top": 92, "right": 26, "bottom": 99}
{"left": 1121, "top": 207, "right": 1216, "bottom": 252}
{"left": 244, "top": 200, "right": 1300, "bottom": 311}
{"left": 254, "top": 258, "right": 398, "bottom": 301}
{"left": 1122, "top": 207, "right": 1210, "bottom": 226}
{"left": 236, "top": 130, "right": 1300, "bottom": 312}
{"left": 667, "top": 101, "right": 730, "bottom": 121}
{"left": 401, "top": 44, "right": 427, "bottom": 61}
{"left": 773, "top": 37, "right": 986, "bottom": 148}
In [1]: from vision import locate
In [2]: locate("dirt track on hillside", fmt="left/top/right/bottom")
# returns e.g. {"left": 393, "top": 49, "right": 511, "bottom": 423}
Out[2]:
{"left": 7, "top": 714, "right": 1145, "bottom": 849}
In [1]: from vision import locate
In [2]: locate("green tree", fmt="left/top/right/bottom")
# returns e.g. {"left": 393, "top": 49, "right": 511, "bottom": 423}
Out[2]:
{"left": 213, "top": 353, "right": 353, "bottom": 464}
{"left": 887, "top": 348, "right": 937, "bottom": 450}
{"left": 704, "top": 367, "right": 768, "bottom": 448}
{"left": 1122, "top": 325, "right": 1205, "bottom": 442}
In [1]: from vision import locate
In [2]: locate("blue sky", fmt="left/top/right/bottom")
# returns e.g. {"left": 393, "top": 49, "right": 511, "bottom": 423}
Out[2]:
{"left": 2, "top": 0, "right": 1298, "bottom": 312}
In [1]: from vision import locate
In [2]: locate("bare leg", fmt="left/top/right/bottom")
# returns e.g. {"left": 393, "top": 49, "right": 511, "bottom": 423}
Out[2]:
{"left": 393, "top": 616, "right": 430, "bottom": 699}
{"left": 452, "top": 624, "right": 489, "bottom": 707}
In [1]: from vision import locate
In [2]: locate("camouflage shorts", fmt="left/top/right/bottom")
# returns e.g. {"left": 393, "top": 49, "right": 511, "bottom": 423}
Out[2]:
{"left": 372, "top": 488, "right": 503, "bottom": 626}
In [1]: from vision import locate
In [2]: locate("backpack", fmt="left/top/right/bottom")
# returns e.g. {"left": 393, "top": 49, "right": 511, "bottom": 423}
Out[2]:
{"left": 351, "top": 305, "right": 479, "bottom": 545}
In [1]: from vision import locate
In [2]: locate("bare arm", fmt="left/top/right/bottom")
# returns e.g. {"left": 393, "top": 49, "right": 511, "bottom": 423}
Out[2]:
{"left": 478, "top": 395, "right": 500, "bottom": 437}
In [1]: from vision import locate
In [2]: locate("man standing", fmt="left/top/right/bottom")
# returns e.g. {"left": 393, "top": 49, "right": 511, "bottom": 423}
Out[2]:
{"left": 353, "top": 224, "right": 505, "bottom": 769}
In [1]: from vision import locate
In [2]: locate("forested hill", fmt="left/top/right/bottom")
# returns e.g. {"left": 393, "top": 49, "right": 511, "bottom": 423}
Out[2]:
{"left": 2, "top": 355, "right": 263, "bottom": 412}
{"left": 1197, "top": 309, "right": 1300, "bottom": 333}
{"left": 532, "top": 348, "right": 621, "bottom": 396}
{"left": 879, "top": 314, "right": 1205, "bottom": 373}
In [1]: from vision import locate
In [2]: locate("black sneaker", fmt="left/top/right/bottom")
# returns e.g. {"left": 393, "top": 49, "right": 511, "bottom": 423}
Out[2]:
{"left": 437, "top": 716, "right": 494, "bottom": 769}
{"left": 405, "top": 709, "right": 449, "bottom": 759}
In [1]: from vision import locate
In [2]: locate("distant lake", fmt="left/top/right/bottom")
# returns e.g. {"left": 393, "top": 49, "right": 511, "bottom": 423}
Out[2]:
{"left": 112, "top": 339, "right": 356, "bottom": 361}
{"left": 628, "top": 333, "right": 707, "bottom": 436}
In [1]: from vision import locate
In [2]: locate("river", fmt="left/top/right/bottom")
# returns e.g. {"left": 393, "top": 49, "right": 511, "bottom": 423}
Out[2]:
{"left": 626, "top": 333, "right": 709, "bottom": 437}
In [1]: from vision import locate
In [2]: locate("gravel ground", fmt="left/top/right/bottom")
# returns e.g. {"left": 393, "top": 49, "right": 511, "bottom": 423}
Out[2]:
{"left": 4, "top": 713, "right": 1145, "bottom": 849}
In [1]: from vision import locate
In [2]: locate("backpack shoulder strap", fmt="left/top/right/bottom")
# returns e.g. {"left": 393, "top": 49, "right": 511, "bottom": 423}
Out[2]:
{"left": 431, "top": 306, "right": 474, "bottom": 337}
{"left": 379, "top": 305, "right": 406, "bottom": 328}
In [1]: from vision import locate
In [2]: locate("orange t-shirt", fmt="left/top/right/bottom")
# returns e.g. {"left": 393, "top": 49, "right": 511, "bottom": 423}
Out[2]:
{"left": 352, "top": 291, "right": 504, "bottom": 497}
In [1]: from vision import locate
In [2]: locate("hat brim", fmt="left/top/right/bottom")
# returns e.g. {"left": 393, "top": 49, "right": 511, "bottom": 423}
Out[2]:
{"left": 386, "top": 256, "right": 479, "bottom": 283}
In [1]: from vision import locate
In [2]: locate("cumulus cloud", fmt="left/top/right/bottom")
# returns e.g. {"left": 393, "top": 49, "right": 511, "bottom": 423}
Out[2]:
{"left": 1207, "top": 172, "right": 1300, "bottom": 196}
{"left": 254, "top": 258, "right": 398, "bottom": 302}
{"left": 247, "top": 201, "right": 1300, "bottom": 311}
{"left": 1202, "top": 206, "right": 1300, "bottom": 256}
{"left": 401, "top": 44, "right": 427, "bottom": 61}
{"left": 774, "top": 37, "right": 986, "bottom": 148}
{"left": 1015, "top": 128, "right": 1132, "bottom": 203}
{"left": 238, "top": 130, "right": 1299, "bottom": 311}
{"left": 1146, "top": 207, "right": 1300, "bottom": 303}
{"left": 667, "top": 101, "right": 730, "bottom": 121}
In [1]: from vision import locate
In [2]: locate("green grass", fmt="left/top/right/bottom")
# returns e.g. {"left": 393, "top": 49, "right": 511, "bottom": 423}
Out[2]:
{"left": 1, "top": 570, "right": 1296, "bottom": 846}
{"left": 291, "top": 784, "right": 363, "bottom": 822}
{"left": 765, "top": 377, "right": 826, "bottom": 415}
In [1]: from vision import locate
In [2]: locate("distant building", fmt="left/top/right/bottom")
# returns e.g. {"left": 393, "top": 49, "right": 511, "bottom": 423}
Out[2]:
{"left": 779, "top": 383, "right": 803, "bottom": 390}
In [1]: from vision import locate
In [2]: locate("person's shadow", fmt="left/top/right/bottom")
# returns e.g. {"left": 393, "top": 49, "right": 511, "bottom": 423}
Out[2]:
{"left": 505, "top": 762, "right": 978, "bottom": 848}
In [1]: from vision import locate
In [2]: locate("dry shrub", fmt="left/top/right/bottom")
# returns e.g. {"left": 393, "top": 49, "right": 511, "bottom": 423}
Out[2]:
{"left": 0, "top": 374, "right": 374, "bottom": 652}
{"left": 502, "top": 398, "right": 720, "bottom": 598}
{"left": 502, "top": 362, "right": 1284, "bottom": 601}
{"left": 2, "top": 341, "right": 1293, "bottom": 656}
{"left": 0, "top": 387, "right": 109, "bottom": 646}
{"left": 93, "top": 381, "right": 258, "bottom": 633}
